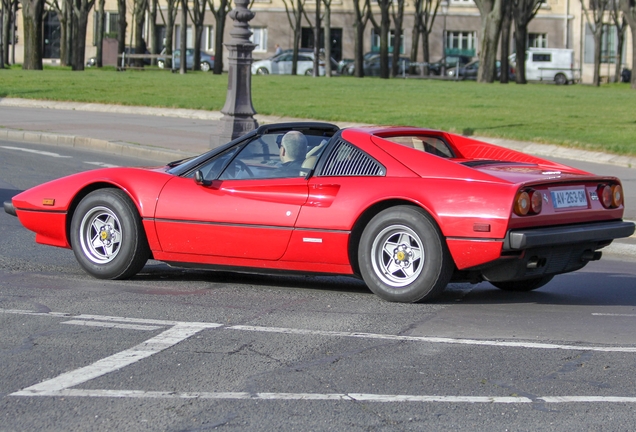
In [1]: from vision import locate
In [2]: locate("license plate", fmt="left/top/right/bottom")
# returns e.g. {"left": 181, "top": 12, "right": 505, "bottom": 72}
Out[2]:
{"left": 550, "top": 188, "right": 588, "bottom": 209}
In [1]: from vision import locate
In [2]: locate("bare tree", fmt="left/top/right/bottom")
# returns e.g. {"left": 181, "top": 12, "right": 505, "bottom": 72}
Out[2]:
{"left": 19, "top": 0, "right": 45, "bottom": 69}
{"left": 352, "top": 0, "right": 371, "bottom": 77}
{"left": 2, "top": 0, "right": 12, "bottom": 65}
{"left": 46, "top": 0, "right": 71, "bottom": 65}
{"left": 410, "top": 0, "right": 440, "bottom": 76}
{"left": 148, "top": 0, "right": 159, "bottom": 64}
{"left": 610, "top": 0, "right": 628, "bottom": 83}
{"left": 390, "top": 0, "right": 404, "bottom": 77}
{"left": 619, "top": 0, "right": 636, "bottom": 88}
{"left": 95, "top": 0, "right": 105, "bottom": 66}
{"left": 369, "top": 0, "right": 392, "bottom": 79}
{"left": 158, "top": 0, "right": 178, "bottom": 69}
{"left": 0, "top": 0, "right": 5, "bottom": 68}
{"left": 282, "top": 0, "right": 306, "bottom": 75}
{"left": 499, "top": 0, "right": 513, "bottom": 83}
{"left": 511, "top": 0, "right": 542, "bottom": 83}
{"left": 474, "top": 0, "right": 504, "bottom": 83}
{"left": 207, "top": 0, "right": 231, "bottom": 74}
{"left": 132, "top": 0, "right": 148, "bottom": 68}
{"left": 189, "top": 0, "right": 206, "bottom": 71}
{"left": 582, "top": 0, "right": 611, "bottom": 86}
{"left": 312, "top": 0, "right": 320, "bottom": 76}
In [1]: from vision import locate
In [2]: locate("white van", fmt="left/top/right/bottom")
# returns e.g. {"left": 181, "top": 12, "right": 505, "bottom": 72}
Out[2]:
{"left": 510, "top": 48, "right": 576, "bottom": 85}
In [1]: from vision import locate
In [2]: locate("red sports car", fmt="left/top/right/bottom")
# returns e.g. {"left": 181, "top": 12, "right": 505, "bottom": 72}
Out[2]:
{"left": 4, "top": 122, "right": 634, "bottom": 302}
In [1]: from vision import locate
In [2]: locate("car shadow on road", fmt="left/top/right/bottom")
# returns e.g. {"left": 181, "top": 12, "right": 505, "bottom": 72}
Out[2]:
{"left": 0, "top": 188, "right": 21, "bottom": 204}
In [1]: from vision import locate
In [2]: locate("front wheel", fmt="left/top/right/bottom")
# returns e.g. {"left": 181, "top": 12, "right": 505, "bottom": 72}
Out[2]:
{"left": 305, "top": 69, "right": 314, "bottom": 76}
{"left": 256, "top": 67, "right": 269, "bottom": 75}
{"left": 71, "top": 189, "right": 150, "bottom": 280}
{"left": 358, "top": 206, "right": 453, "bottom": 303}
{"left": 201, "top": 61, "right": 211, "bottom": 72}
{"left": 490, "top": 275, "right": 554, "bottom": 292}
{"left": 157, "top": 59, "right": 165, "bottom": 69}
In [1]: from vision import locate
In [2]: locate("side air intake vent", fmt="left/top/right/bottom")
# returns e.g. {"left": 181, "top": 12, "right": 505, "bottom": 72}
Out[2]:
{"left": 320, "top": 139, "right": 385, "bottom": 177}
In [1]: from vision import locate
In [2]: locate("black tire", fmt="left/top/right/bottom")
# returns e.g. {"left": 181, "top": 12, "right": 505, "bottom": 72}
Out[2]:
{"left": 201, "top": 61, "right": 211, "bottom": 72}
{"left": 490, "top": 275, "right": 554, "bottom": 292}
{"left": 358, "top": 206, "right": 453, "bottom": 303}
{"left": 305, "top": 69, "right": 314, "bottom": 76}
{"left": 70, "top": 189, "right": 150, "bottom": 280}
{"left": 554, "top": 73, "right": 568, "bottom": 85}
{"left": 157, "top": 59, "right": 165, "bottom": 69}
{"left": 256, "top": 67, "right": 269, "bottom": 75}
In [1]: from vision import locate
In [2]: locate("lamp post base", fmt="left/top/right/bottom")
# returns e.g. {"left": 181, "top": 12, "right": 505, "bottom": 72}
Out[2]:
{"left": 210, "top": 114, "right": 259, "bottom": 148}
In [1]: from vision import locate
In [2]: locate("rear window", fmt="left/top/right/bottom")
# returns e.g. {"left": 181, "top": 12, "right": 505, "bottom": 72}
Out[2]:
{"left": 383, "top": 135, "right": 454, "bottom": 158}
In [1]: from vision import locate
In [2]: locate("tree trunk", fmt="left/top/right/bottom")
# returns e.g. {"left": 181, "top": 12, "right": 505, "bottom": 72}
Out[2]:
{"left": 514, "top": 24, "right": 528, "bottom": 83}
{"left": 614, "top": 24, "right": 626, "bottom": 83}
{"left": 210, "top": 0, "right": 229, "bottom": 74}
{"left": 96, "top": 0, "right": 105, "bottom": 67}
{"left": 353, "top": 0, "right": 367, "bottom": 78}
{"left": 117, "top": 0, "right": 127, "bottom": 57}
{"left": 193, "top": 23, "right": 203, "bottom": 71}
{"left": 391, "top": 0, "right": 404, "bottom": 78}
{"left": 148, "top": 0, "right": 158, "bottom": 65}
{"left": 180, "top": 0, "right": 187, "bottom": 74}
{"left": 313, "top": 0, "right": 320, "bottom": 77}
{"left": 499, "top": 1, "right": 511, "bottom": 83}
{"left": 379, "top": 0, "right": 390, "bottom": 79}
{"left": 291, "top": 0, "right": 303, "bottom": 75}
{"left": 165, "top": 0, "right": 177, "bottom": 69}
{"left": 72, "top": 5, "right": 90, "bottom": 70}
{"left": 20, "top": 0, "right": 45, "bottom": 70}
{"left": 620, "top": 0, "right": 636, "bottom": 89}
{"left": 475, "top": 0, "right": 503, "bottom": 83}
{"left": 592, "top": 25, "right": 603, "bottom": 86}
{"left": 323, "top": 1, "right": 332, "bottom": 77}
{"left": 134, "top": 0, "right": 148, "bottom": 68}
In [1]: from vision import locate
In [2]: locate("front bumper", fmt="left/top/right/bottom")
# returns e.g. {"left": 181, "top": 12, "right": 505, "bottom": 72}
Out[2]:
{"left": 3, "top": 201, "right": 17, "bottom": 217}
{"left": 504, "top": 220, "right": 635, "bottom": 250}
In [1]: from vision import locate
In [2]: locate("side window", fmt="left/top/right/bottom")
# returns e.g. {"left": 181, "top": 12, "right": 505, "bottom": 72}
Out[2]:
{"left": 219, "top": 135, "right": 282, "bottom": 180}
{"left": 532, "top": 53, "right": 551, "bottom": 62}
{"left": 319, "top": 139, "right": 385, "bottom": 177}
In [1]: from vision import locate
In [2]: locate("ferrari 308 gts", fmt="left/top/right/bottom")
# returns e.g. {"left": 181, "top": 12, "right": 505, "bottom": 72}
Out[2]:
{"left": 4, "top": 122, "right": 634, "bottom": 302}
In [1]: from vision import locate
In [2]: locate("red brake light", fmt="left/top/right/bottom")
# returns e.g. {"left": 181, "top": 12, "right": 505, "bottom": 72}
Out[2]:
{"left": 611, "top": 184, "right": 623, "bottom": 207}
{"left": 530, "top": 190, "right": 542, "bottom": 214}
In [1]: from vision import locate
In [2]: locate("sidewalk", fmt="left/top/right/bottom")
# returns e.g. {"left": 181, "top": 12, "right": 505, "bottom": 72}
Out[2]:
{"left": 1, "top": 96, "right": 634, "bottom": 258}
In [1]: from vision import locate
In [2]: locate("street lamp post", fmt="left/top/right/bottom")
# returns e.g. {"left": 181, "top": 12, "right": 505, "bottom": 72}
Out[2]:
{"left": 441, "top": 1, "right": 448, "bottom": 76}
{"left": 210, "top": 0, "right": 258, "bottom": 148}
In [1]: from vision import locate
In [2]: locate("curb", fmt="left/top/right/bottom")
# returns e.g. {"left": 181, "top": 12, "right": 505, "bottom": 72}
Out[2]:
{"left": 0, "top": 128, "right": 194, "bottom": 163}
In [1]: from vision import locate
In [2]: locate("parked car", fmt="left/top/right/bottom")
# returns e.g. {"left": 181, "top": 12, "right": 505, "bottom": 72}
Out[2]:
{"left": 158, "top": 49, "right": 215, "bottom": 72}
{"left": 428, "top": 55, "right": 473, "bottom": 75}
{"left": 251, "top": 51, "right": 336, "bottom": 76}
{"left": 446, "top": 59, "right": 515, "bottom": 81}
{"left": 509, "top": 48, "right": 575, "bottom": 85}
{"left": 5, "top": 122, "right": 634, "bottom": 303}
{"left": 363, "top": 55, "right": 411, "bottom": 77}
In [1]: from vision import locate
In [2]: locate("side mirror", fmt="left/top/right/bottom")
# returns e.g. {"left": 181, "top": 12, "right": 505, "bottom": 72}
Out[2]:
{"left": 194, "top": 170, "right": 212, "bottom": 186}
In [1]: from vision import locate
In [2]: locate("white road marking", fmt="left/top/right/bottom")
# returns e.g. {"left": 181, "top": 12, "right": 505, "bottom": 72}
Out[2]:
{"left": 62, "top": 319, "right": 163, "bottom": 331}
{"left": 592, "top": 313, "right": 636, "bottom": 317}
{"left": 227, "top": 324, "right": 636, "bottom": 353}
{"left": 0, "top": 146, "right": 72, "bottom": 158}
{"left": 84, "top": 162, "right": 119, "bottom": 168}
{"left": 12, "top": 323, "right": 221, "bottom": 396}
{"left": 5, "top": 308, "right": 636, "bottom": 405}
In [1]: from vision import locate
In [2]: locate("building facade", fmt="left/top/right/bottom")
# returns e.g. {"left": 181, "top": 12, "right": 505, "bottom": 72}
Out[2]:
{"left": 4, "top": 0, "right": 634, "bottom": 83}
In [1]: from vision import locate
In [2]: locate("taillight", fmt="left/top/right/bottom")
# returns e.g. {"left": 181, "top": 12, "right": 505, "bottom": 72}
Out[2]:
{"left": 611, "top": 184, "right": 623, "bottom": 207}
{"left": 530, "top": 190, "right": 542, "bottom": 214}
{"left": 598, "top": 184, "right": 613, "bottom": 208}
{"left": 514, "top": 189, "right": 542, "bottom": 216}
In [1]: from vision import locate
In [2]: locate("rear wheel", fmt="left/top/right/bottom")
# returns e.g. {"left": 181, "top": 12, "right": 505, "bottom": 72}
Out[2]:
{"left": 490, "top": 275, "right": 554, "bottom": 292}
{"left": 305, "top": 69, "right": 314, "bottom": 76}
{"left": 71, "top": 189, "right": 150, "bottom": 280}
{"left": 157, "top": 59, "right": 165, "bottom": 69}
{"left": 256, "top": 67, "right": 269, "bottom": 75}
{"left": 201, "top": 61, "right": 211, "bottom": 72}
{"left": 358, "top": 206, "right": 453, "bottom": 303}
{"left": 554, "top": 73, "right": 568, "bottom": 85}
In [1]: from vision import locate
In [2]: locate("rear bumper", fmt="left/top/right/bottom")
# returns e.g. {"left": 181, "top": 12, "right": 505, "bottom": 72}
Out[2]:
{"left": 504, "top": 220, "right": 635, "bottom": 250}
{"left": 3, "top": 201, "right": 17, "bottom": 217}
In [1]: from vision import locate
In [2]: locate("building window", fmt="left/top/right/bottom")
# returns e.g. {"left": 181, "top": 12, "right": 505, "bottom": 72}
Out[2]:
{"left": 584, "top": 23, "right": 617, "bottom": 64}
{"left": 450, "top": 0, "right": 474, "bottom": 4}
{"left": 370, "top": 29, "right": 404, "bottom": 54}
{"left": 250, "top": 27, "right": 268, "bottom": 52}
{"left": 106, "top": 12, "right": 119, "bottom": 37}
{"left": 175, "top": 25, "right": 193, "bottom": 49}
{"left": 528, "top": 33, "right": 547, "bottom": 48}
{"left": 205, "top": 26, "right": 214, "bottom": 52}
{"left": 446, "top": 31, "right": 477, "bottom": 56}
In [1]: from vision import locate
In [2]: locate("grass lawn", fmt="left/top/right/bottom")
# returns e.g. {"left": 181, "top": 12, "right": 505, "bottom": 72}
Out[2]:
{"left": 1, "top": 65, "right": 635, "bottom": 156}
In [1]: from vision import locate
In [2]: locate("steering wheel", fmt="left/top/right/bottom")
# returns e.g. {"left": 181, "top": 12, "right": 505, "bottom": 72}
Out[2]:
{"left": 231, "top": 160, "right": 254, "bottom": 178}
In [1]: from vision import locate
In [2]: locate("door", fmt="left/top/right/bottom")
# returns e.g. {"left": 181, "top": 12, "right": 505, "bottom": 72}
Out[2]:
{"left": 154, "top": 134, "right": 310, "bottom": 260}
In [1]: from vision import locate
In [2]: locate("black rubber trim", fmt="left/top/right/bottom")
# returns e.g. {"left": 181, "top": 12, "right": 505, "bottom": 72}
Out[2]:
{"left": 4, "top": 201, "right": 17, "bottom": 217}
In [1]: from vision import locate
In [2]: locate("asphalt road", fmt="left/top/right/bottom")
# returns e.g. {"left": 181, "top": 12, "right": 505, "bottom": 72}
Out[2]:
{"left": 2, "top": 141, "right": 636, "bottom": 431}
